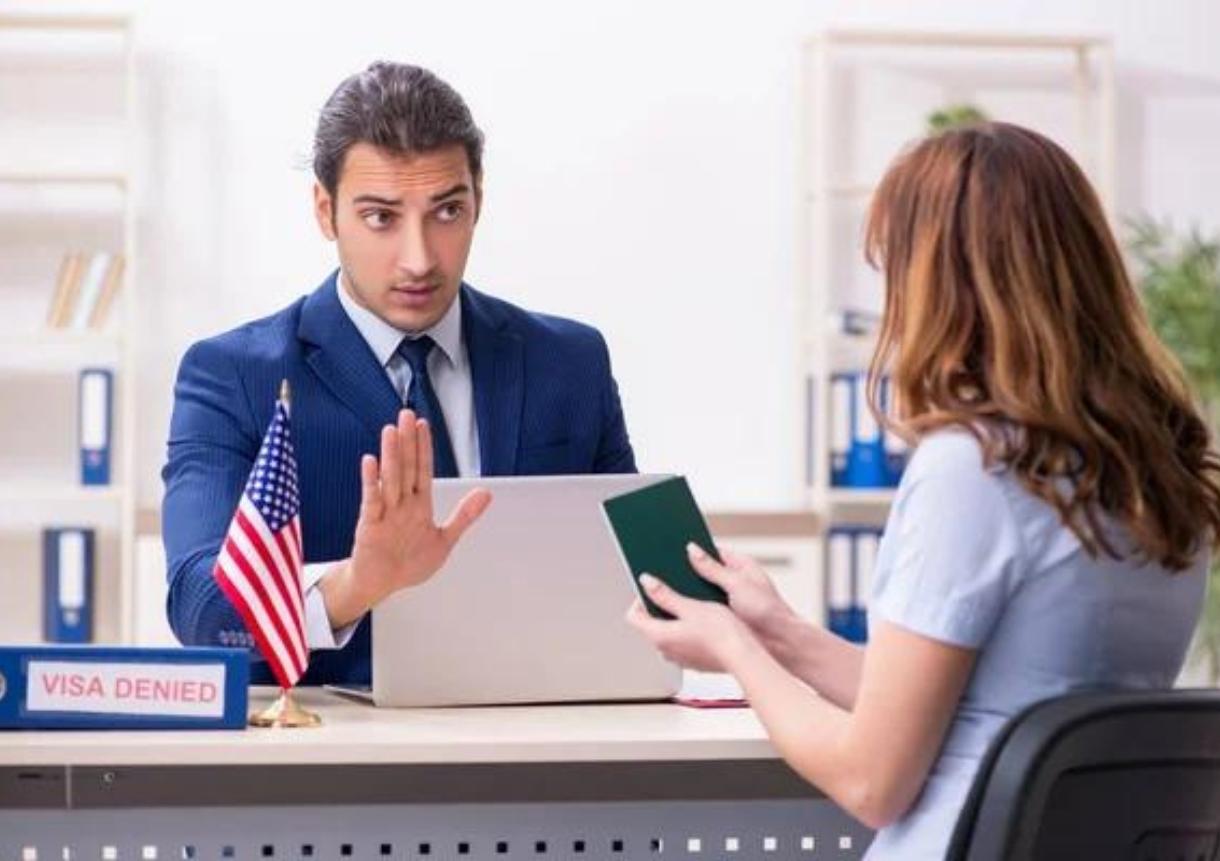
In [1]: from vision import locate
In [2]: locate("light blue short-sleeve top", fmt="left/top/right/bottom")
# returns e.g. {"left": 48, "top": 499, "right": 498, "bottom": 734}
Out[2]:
{"left": 863, "top": 429, "right": 1208, "bottom": 861}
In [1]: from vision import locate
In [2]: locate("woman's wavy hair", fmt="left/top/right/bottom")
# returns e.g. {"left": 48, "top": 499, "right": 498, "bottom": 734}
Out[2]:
{"left": 865, "top": 121, "right": 1220, "bottom": 570}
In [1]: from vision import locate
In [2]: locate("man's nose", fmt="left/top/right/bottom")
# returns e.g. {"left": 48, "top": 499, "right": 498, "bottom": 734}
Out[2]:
{"left": 397, "top": 215, "right": 435, "bottom": 280}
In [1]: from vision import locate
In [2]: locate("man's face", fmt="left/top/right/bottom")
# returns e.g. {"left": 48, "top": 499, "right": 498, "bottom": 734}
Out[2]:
{"left": 314, "top": 142, "right": 479, "bottom": 332}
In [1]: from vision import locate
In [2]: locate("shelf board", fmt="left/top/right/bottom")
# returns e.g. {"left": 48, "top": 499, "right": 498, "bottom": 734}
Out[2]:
{"left": 811, "top": 30, "right": 1109, "bottom": 51}
{"left": 6, "top": 330, "right": 122, "bottom": 344}
{"left": 0, "top": 330, "right": 123, "bottom": 370}
{"left": 0, "top": 172, "right": 126, "bottom": 188}
{"left": 804, "top": 331, "right": 881, "bottom": 372}
{"left": 806, "top": 184, "right": 875, "bottom": 200}
{"left": 707, "top": 510, "right": 822, "bottom": 538}
{"left": 0, "top": 13, "right": 129, "bottom": 32}
{"left": 0, "top": 484, "right": 125, "bottom": 505}
{"left": 825, "top": 488, "right": 897, "bottom": 508}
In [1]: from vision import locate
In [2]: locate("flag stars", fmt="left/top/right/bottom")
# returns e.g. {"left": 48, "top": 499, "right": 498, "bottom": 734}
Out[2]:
{"left": 243, "top": 408, "right": 301, "bottom": 531}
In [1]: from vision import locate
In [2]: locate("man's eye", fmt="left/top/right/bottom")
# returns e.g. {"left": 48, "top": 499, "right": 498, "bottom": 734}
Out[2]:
{"left": 436, "top": 202, "right": 464, "bottom": 223}
{"left": 362, "top": 210, "right": 394, "bottom": 229}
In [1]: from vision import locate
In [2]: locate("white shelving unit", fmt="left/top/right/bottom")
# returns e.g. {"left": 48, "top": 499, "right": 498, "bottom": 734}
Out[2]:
{"left": 800, "top": 29, "right": 1117, "bottom": 527}
{"left": 0, "top": 13, "right": 138, "bottom": 644}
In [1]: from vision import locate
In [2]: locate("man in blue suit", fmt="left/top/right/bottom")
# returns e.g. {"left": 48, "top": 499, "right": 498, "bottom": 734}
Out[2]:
{"left": 162, "top": 62, "right": 636, "bottom": 685}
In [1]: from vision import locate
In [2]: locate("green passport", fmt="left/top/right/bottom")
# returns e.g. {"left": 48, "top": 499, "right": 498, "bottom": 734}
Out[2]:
{"left": 602, "top": 476, "right": 729, "bottom": 619}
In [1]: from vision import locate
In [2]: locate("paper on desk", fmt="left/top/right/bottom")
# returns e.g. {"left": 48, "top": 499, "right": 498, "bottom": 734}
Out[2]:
{"left": 676, "top": 670, "right": 746, "bottom": 707}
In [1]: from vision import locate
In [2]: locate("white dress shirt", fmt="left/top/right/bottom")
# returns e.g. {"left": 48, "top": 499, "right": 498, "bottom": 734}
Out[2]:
{"left": 302, "top": 274, "right": 482, "bottom": 649}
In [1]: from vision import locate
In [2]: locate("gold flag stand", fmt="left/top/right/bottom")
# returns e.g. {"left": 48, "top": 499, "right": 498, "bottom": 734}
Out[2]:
{"left": 249, "top": 688, "right": 322, "bottom": 728}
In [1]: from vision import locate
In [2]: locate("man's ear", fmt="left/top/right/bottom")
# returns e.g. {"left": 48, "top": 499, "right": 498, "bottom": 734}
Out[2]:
{"left": 314, "top": 182, "right": 337, "bottom": 240}
{"left": 473, "top": 173, "right": 483, "bottom": 224}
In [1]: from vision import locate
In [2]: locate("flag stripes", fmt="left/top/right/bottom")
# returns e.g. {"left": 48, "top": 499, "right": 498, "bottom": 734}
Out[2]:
{"left": 212, "top": 396, "right": 308, "bottom": 689}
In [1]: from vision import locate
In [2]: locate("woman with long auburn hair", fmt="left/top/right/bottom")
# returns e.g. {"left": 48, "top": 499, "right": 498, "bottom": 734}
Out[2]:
{"left": 629, "top": 122, "right": 1220, "bottom": 858}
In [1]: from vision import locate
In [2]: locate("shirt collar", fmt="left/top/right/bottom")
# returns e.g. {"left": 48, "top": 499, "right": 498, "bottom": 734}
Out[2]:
{"left": 336, "top": 271, "right": 463, "bottom": 368}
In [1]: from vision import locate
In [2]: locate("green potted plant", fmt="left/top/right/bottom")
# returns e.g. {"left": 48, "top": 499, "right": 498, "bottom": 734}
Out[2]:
{"left": 926, "top": 103, "right": 989, "bottom": 134}
{"left": 1127, "top": 216, "right": 1220, "bottom": 682}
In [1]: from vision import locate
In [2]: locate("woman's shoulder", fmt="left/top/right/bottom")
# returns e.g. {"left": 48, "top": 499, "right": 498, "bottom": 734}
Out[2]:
{"left": 905, "top": 426, "right": 995, "bottom": 483}
{"left": 905, "top": 425, "right": 1085, "bottom": 569}
{"left": 898, "top": 427, "right": 1029, "bottom": 529}
{"left": 892, "top": 427, "right": 1016, "bottom": 527}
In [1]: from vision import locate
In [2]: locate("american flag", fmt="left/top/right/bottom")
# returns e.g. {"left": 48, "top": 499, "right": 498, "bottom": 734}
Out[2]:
{"left": 213, "top": 388, "right": 308, "bottom": 689}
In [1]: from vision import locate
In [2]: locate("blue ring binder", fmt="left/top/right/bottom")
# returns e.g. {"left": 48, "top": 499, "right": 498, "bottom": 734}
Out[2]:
{"left": 825, "top": 525, "right": 884, "bottom": 644}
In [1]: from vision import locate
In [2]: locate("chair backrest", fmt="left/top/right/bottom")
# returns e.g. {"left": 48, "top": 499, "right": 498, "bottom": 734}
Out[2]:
{"left": 945, "top": 689, "right": 1220, "bottom": 861}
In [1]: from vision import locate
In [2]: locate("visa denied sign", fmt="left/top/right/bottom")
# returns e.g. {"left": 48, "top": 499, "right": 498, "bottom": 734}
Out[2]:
{"left": 26, "top": 661, "right": 227, "bottom": 718}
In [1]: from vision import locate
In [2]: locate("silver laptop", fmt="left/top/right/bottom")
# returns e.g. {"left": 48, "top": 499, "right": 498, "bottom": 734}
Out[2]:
{"left": 356, "top": 474, "right": 681, "bottom": 707}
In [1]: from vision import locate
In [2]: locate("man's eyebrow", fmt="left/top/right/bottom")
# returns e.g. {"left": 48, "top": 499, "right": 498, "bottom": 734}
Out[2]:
{"left": 349, "top": 185, "right": 471, "bottom": 206}
{"left": 430, "top": 183, "right": 471, "bottom": 203}
{"left": 351, "top": 194, "right": 403, "bottom": 206}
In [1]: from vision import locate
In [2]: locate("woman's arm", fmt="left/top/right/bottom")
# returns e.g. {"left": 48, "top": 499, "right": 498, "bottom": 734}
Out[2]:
{"left": 731, "top": 618, "right": 974, "bottom": 828}
{"left": 630, "top": 581, "right": 975, "bottom": 830}
{"left": 756, "top": 609, "right": 866, "bottom": 710}
{"left": 691, "top": 545, "right": 866, "bottom": 709}
{"left": 630, "top": 439, "right": 1019, "bottom": 827}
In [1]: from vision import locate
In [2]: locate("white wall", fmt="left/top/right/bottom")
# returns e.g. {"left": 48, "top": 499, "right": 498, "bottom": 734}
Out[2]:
{"left": 29, "top": 0, "right": 1220, "bottom": 511}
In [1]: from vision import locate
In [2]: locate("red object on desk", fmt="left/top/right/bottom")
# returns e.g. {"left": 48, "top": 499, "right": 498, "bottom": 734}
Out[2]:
{"left": 673, "top": 696, "right": 748, "bottom": 709}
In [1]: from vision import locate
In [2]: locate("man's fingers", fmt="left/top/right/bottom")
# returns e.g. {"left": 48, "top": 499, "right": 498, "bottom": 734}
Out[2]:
{"left": 399, "top": 409, "right": 418, "bottom": 496}
{"left": 440, "top": 487, "right": 492, "bottom": 547}
{"left": 416, "top": 417, "right": 435, "bottom": 503}
{"left": 359, "top": 453, "right": 383, "bottom": 521}
{"left": 379, "top": 425, "right": 401, "bottom": 505}
{"left": 686, "top": 543, "right": 731, "bottom": 586}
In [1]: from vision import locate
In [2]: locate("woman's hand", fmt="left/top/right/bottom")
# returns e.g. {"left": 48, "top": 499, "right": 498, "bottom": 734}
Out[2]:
{"left": 692, "top": 542, "right": 869, "bottom": 711}
{"left": 684, "top": 543, "right": 799, "bottom": 645}
{"left": 625, "top": 574, "right": 758, "bottom": 673}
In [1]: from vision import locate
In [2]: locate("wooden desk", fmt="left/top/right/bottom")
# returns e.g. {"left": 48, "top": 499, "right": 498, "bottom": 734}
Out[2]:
{"left": 0, "top": 688, "right": 872, "bottom": 859}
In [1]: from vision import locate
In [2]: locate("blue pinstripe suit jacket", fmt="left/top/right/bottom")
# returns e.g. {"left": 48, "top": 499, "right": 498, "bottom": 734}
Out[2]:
{"left": 161, "top": 272, "right": 636, "bottom": 684}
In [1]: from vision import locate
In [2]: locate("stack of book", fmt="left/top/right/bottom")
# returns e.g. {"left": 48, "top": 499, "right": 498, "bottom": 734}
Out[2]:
{"left": 44, "top": 251, "right": 125, "bottom": 330}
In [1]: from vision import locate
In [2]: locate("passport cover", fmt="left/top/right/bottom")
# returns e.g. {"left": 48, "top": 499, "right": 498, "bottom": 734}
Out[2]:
{"left": 602, "top": 476, "right": 729, "bottom": 619}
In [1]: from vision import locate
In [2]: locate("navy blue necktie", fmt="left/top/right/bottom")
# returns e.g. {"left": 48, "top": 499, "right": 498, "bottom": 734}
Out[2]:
{"left": 396, "top": 336, "right": 459, "bottom": 479}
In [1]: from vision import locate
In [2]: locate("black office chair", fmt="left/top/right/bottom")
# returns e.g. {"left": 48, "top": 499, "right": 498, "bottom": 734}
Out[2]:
{"left": 945, "top": 689, "right": 1220, "bottom": 861}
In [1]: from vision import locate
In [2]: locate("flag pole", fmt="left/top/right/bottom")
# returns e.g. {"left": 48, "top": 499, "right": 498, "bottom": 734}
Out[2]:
{"left": 248, "top": 378, "right": 321, "bottom": 729}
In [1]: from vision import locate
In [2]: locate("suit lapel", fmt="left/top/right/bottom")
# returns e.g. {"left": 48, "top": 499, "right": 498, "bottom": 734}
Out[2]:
{"left": 463, "top": 285, "right": 523, "bottom": 476}
{"left": 297, "top": 272, "right": 402, "bottom": 441}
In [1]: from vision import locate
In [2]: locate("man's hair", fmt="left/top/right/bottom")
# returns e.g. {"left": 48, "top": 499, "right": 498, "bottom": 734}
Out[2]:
{"left": 312, "top": 61, "right": 484, "bottom": 196}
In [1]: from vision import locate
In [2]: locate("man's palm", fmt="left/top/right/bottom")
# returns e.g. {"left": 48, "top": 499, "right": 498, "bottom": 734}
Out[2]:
{"left": 350, "top": 411, "right": 490, "bottom": 607}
